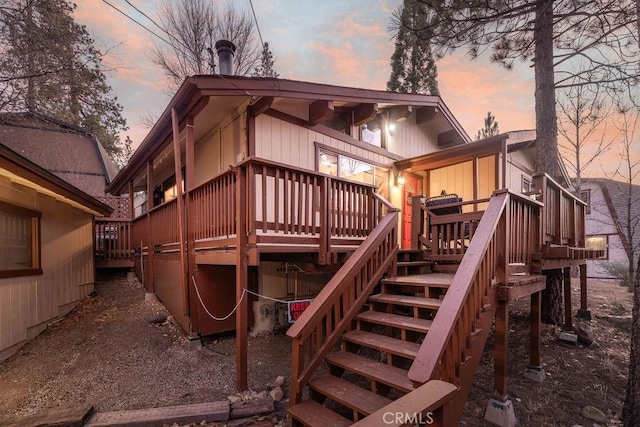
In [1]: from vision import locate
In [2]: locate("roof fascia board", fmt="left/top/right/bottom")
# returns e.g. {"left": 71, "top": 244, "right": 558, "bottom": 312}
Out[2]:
{"left": 0, "top": 144, "right": 112, "bottom": 216}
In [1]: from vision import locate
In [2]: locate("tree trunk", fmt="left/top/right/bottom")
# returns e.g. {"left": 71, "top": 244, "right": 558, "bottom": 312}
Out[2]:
{"left": 623, "top": 257, "right": 640, "bottom": 426}
{"left": 534, "top": 0, "right": 564, "bottom": 323}
{"left": 541, "top": 270, "right": 564, "bottom": 325}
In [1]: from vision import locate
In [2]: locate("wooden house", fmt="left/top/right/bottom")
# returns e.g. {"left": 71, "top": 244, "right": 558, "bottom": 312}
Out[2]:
{"left": 104, "top": 75, "right": 601, "bottom": 426}
{"left": 0, "top": 112, "right": 133, "bottom": 268}
{"left": 579, "top": 178, "right": 640, "bottom": 279}
{"left": 0, "top": 143, "right": 111, "bottom": 362}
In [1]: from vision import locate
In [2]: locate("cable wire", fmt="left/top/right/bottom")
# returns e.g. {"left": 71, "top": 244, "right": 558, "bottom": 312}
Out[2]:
{"left": 248, "top": 0, "right": 264, "bottom": 47}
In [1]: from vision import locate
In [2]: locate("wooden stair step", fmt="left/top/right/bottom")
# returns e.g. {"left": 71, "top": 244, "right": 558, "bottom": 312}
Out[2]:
{"left": 288, "top": 400, "right": 352, "bottom": 427}
{"left": 325, "top": 351, "right": 414, "bottom": 393}
{"left": 343, "top": 330, "right": 420, "bottom": 360}
{"left": 397, "top": 260, "right": 433, "bottom": 267}
{"left": 369, "top": 293, "right": 442, "bottom": 310}
{"left": 309, "top": 374, "right": 392, "bottom": 417}
{"left": 357, "top": 311, "right": 432, "bottom": 334}
{"left": 381, "top": 273, "right": 453, "bottom": 288}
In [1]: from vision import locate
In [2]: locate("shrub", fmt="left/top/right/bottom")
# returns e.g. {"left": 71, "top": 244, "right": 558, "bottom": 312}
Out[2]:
{"left": 599, "top": 261, "right": 631, "bottom": 289}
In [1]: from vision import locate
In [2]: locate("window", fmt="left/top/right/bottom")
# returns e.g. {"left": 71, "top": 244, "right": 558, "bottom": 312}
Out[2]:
{"left": 0, "top": 201, "right": 42, "bottom": 278}
{"left": 581, "top": 189, "right": 591, "bottom": 214}
{"left": 318, "top": 149, "right": 376, "bottom": 185}
{"left": 521, "top": 175, "right": 532, "bottom": 193}
{"left": 585, "top": 235, "right": 608, "bottom": 259}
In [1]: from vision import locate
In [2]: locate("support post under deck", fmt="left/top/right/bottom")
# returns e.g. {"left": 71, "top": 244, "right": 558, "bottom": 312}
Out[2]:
{"left": 577, "top": 263, "right": 591, "bottom": 320}
{"left": 563, "top": 267, "right": 573, "bottom": 331}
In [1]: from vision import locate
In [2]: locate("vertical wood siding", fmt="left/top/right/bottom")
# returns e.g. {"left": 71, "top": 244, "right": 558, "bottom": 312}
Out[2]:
{"left": 0, "top": 178, "right": 95, "bottom": 361}
{"left": 254, "top": 115, "right": 397, "bottom": 169}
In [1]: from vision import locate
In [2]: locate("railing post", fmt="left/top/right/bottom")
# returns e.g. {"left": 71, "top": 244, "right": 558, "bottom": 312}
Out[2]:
{"left": 319, "top": 176, "right": 330, "bottom": 264}
{"left": 411, "top": 195, "right": 423, "bottom": 250}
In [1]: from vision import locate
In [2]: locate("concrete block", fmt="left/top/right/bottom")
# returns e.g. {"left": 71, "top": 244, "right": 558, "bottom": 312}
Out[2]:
{"left": 524, "top": 366, "right": 546, "bottom": 383}
{"left": 558, "top": 331, "right": 578, "bottom": 346}
{"left": 576, "top": 309, "right": 592, "bottom": 321}
{"left": 187, "top": 336, "right": 202, "bottom": 351}
{"left": 126, "top": 272, "right": 136, "bottom": 282}
{"left": 484, "top": 398, "right": 516, "bottom": 427}
{"left": 144, "top": 293, "right": 157, "bottom": 303}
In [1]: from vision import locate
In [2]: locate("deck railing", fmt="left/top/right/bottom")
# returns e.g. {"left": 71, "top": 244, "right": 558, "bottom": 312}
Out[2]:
{"left": 407, "top": 190, "right": 541, "bottom": 423}
{"left": 189, "top": 170, "right": 237, "bottom": 241}
{"left": 104, "top": 157, "right": 384, "bottom": 264}
{"left": 94, "top": 218, "right": 133, "bottom": 262}
{"left": 532, "top": 173, "right": 586, "bottom": 247}
{"left": 287, "top": 194, "right": 399, "bottom": 405}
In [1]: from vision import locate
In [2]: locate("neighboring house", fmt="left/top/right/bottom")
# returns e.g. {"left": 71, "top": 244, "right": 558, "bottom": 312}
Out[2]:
{"left": 579, "top": 178, "right": 640, "bottom": 278}
{"left": 0, "top": 112, "right": 119, "bottom": 198}
{"left": 0, "top": 143, "right": 111, "bottom": 362}
{"left": 104, "top": 61, "right": 595, "bottom": 423}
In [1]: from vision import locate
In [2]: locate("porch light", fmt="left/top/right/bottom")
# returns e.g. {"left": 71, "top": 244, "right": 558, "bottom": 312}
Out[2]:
{"left": 396, "top": 172, "right": 406, "bottom": 186}
{"left": 387, "top": 123, "right": 396, "bottom": 132}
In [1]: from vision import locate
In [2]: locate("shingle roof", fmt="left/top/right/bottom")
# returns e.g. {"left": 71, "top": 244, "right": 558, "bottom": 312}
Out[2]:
{"left": 584, "top": 178, "right": 640, "bottom": 254}
{"left": 0, "top": 112, "right": 118, "bottom": 197}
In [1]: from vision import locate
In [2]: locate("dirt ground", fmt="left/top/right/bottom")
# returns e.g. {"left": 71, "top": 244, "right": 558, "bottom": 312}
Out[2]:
{"left": 0, "top": 272, "right": 631, "bottom": 426}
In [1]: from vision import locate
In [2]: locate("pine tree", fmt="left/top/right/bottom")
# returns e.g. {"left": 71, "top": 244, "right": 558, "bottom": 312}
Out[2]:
{"left": 476, "top": 111, "right": 499, "bottom": 140}
{"left": 387, "top": 0, "right": 439, "bottom": 95}
{"left": 253, "top": 42, "right": 279, "bottom": 78}
{"left": 0, "top": 0, "right": 128, "bottom": 160}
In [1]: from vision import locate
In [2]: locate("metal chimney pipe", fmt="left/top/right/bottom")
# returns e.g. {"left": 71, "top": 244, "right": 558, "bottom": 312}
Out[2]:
{"left": 215, "top": 40, "right": 236, "bottom": 75}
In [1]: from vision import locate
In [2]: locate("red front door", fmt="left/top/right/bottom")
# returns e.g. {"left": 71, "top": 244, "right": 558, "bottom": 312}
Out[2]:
{"left": 402, "top": 175, "right": 419, "bottom": 249}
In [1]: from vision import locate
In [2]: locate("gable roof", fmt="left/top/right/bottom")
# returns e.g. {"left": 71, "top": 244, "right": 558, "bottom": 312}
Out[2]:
{"left": 583, "top": 178, "right": 640, "bottom": 255}
{"left": 0, "top": 112, "right": 119, "bottom": 197}
{"left": 0, "top": 142, "right": 112, "bottom": 217}
{"left": 107, "top": 75, "right": 471, "bottom": 195}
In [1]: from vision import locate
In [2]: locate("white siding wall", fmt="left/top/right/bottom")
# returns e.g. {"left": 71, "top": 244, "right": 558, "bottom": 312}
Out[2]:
{"left": 0, "top": 176, "right": 95, "bottom": 362}
{"left": 254, "top": 115, "right": 397, "bottom": 169}
{"left": 583, "top": 182, "right": 624, "bottom": 278}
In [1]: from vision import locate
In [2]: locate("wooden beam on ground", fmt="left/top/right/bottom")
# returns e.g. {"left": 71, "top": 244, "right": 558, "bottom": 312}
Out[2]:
{"left": 229, "top": 398, "right": 274, "bottom": 419}
{"left": 85, "top": 401, "right": 229, "bottom": 427}
{"left": 308, "top": 100, "right": 334, "bottom": 125}
{"left": 437, "top": 129, "right": 461, "bottom": 147}
{"left": 352, "top": 103, "right": 378, "bottom": 126}
{"left": 530, "top": 291, "right": 541, "bottom": 367}
{"left": 235, "top": 165, "right": 249, "bottom": 392}
{"left": 2, "top": 405, "right": 95, "bottom": 427}
{"left": 249, "top": 96, "right": 274, "bottom": 117}
{"left": 415, "top": 106, "right": 439, "bottom": 124}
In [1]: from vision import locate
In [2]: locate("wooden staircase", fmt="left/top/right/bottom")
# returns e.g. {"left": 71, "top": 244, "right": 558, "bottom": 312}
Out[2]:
{"left": 289, "top": 268, "right": 451, "bottom": 426}
{"left": 287, "top": 190, "right": 545, "bottom": 426}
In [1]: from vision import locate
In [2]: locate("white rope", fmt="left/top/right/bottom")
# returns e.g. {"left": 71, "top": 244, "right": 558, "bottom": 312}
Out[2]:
{"left": 245, "top": 289, "right": 288, "bottom": 304}
{"left": 191, "top": 276, "right": 289, "bottom": 321}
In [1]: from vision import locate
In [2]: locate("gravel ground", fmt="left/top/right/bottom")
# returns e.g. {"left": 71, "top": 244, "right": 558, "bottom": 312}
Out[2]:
{"left": 0, "top": 273, "right": 631, "bottom": 426}
{"left": 0, "top": 273, "right": 291, "bottom": 425}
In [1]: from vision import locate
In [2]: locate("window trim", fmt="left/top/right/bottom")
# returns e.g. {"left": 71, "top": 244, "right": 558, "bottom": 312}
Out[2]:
{"left": 521, "top": 175, "right": 532, "bottom": 193}
{"left": 0, "top": 200, "right": 42, "bottom": 278}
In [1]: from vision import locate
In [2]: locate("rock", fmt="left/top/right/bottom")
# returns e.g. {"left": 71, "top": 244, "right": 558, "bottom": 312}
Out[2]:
{"left": 269, "top": 386, "right": 284, "bottom": 402}
{"left": 275, "top": 375, "right": 285, "bottom": 386}
{"left": 582, "top": 405, "right": 607, "bottom": 424}
{"left": 257, "top": 390, "right": 269, "bottom": 399}
{"left": 570, "top": 425, "right": 584, "bottom": 427}
{"left": 574, "top": 322, "right": 594, "bottom": 345}
{"left": 227, "top": 394, "right": 242, "bottom": 404}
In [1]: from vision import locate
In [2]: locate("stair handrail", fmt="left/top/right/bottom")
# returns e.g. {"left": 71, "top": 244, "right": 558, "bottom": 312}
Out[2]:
{"left": 408, "top": 189, "right": 510, "bottom": 385}
{"left": 353, "top": 380, "right": 458, "bottom": 427}
{"left": 287, "top": 194, "right": 399, "bottom": 405}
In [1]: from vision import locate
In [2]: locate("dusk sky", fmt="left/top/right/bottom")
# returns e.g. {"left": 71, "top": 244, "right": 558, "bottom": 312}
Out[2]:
{"left": 74, "top": 0, "right": 633, "bottom": 180}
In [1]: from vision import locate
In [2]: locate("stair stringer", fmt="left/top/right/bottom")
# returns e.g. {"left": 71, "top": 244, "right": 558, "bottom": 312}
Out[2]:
{"left": 440, "top": 285, "right": 498, "bottom": 426}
